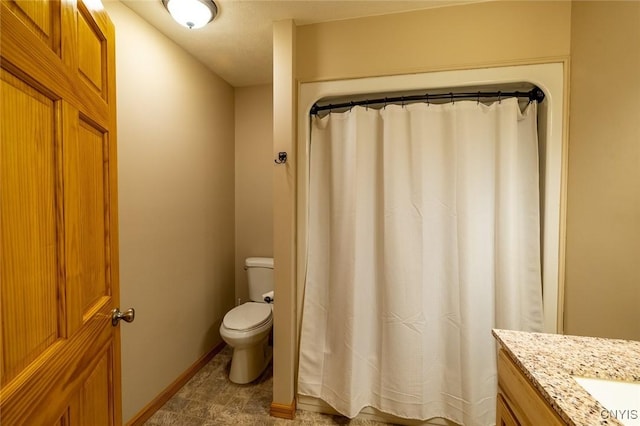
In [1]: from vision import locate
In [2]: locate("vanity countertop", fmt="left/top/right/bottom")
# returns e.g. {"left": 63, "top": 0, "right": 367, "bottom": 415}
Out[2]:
{"left": 492, "top": 329, "right": 640, "bottom": 426}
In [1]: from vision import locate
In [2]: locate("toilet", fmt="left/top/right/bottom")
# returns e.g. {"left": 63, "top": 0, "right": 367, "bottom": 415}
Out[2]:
{"left": 220, "top": 257, "right": 273, "bottom": 384}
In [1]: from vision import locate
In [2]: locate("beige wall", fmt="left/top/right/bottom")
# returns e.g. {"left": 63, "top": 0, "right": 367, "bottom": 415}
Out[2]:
{"left": 104, "top": 2, "right": 235, "bottom": 423}
{"left": 564, "top": 1, "right": 640, "bottom": 341}
{"left": 296, "top": 1, "right": 571, "bottom": 82}
{"left": 235, "top": 85, "right": 274, "bottom": 303}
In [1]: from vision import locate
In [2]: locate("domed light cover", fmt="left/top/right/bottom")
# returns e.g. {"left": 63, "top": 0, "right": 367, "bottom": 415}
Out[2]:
{"left": 162, "top": 0, "right": 218, "bottom": 29}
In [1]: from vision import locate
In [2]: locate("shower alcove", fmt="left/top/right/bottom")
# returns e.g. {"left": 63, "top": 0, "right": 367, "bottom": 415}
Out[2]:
{"left": 294, "top": 62, "right": 566, "bottom": 425}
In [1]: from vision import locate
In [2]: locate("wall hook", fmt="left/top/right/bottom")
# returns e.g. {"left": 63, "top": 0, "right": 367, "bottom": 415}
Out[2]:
{"left": 274, "top": 151, "right": 287, "bottom": 164}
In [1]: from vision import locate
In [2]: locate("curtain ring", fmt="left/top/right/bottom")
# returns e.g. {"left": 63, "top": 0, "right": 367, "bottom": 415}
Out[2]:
{"left": 426, "top": 94, "right": 430, "bottom": 106}
{"left": 477, "top": 92, "right": 480, "bottom": 105}
{"left": 365, "top": 100, "right": 369, "bottom": 111}
{"left": 498, "top": 91, "right": 502, "bottom": 104}
{"left": 450, "top": 92, "right": 454, "bottom": 104}
{"left": 401, "top": 96, "right": 405, "bottom": 107}
{"left": 349, "top": 101, "right": 354, "bottom": 112}
{"left": 384, "top": 97, "right": 388, "bottom": 109}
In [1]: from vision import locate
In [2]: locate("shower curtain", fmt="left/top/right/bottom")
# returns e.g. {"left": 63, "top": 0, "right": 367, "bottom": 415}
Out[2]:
{"left": 297, "top": 98, "right": 544, "bottom": 426}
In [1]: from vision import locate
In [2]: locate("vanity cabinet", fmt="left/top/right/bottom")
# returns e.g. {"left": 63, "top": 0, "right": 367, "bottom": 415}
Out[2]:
{"left": 496, "top": 348, "right": 566, "bottom": 426}
{"left": 493, "top": 329, "right": 640, "bottom": 426}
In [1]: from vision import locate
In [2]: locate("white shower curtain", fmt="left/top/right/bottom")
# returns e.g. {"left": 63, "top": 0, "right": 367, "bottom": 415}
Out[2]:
{"left": 297, "top": 98, "right": 544, "bottom": 426}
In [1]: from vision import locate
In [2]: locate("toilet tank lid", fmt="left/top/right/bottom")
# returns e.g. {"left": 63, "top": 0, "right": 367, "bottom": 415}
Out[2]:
{"left": 245, "top": 257, "right": 273, "bottom": 268}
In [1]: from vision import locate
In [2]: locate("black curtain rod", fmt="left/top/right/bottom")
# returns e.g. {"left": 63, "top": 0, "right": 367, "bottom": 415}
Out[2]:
{"left": 310, "top": 87, "right": 545, "bottom": 115}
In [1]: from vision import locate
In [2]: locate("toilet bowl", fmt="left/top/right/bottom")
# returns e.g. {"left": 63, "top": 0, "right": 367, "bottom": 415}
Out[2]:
{"left": 220, "top": 302, "right": 272, "bottom": 383}
{"left": 220, "top": 257, "right": 273, "bottom": 384}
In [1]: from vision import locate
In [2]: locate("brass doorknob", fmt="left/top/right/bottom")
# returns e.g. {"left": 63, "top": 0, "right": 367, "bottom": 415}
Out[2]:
{"left": 111, "top": 307, "right": 135, "bottom": 326}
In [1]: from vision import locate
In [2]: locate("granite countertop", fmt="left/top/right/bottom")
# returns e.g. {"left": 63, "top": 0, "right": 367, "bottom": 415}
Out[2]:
{"left": 492, "top": 329, "right": 640, "bottom": 426}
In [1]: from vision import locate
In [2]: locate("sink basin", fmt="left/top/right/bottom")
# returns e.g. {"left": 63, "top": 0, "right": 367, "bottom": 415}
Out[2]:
{"left": 573, "top": 376, "right": 640, "bottom": 425}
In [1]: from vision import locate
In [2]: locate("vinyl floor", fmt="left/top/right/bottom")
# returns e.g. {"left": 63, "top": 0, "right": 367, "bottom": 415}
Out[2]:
{"left": 144, "top": 345, "right": 393, "bottom": 425}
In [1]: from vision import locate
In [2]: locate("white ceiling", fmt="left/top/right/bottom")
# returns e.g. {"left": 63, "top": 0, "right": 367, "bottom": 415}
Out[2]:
{"left": 120, "top": 0, "right": 477, "bottom": 87}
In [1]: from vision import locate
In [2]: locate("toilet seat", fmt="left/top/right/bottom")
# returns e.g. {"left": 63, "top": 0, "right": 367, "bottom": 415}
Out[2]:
{"left": 223, "top": 302, "right": 272, "bottom": 331}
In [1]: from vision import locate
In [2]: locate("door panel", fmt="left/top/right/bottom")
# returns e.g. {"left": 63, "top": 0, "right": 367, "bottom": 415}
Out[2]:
{"left": 0, "top": 68, "right": 61, "bottom": 386}
{"left": 77, "top": 3, "right": 105, "bottom": 96}
{"left": 0, "top": 0, "right": 121, "bottom": 424}
{"left": 3, "top": 0, "right": 61, "bottom": 55}
{"left": 65, "top": 111, "right": 109, "bottom": 320}
{"left": 77, "top": 345, "right": 114, "bottom": 425}
{"left": 56, "top": 410, "right": 70, "bottom": 426}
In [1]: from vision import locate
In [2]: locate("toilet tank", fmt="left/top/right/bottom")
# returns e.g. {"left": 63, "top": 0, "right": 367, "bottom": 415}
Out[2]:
{"left": 246, "top": 257, "right": 274, "bottom": 302}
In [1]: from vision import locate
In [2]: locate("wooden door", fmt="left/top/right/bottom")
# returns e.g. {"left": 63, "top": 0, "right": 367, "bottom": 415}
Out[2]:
{"left": 0, "top": 0, "right": 122, "bottom": 424}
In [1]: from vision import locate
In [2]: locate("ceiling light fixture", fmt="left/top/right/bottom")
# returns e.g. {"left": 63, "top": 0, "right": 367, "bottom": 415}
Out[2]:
{"left": 162, "top": 0, "right": 218, "bottom": 30}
